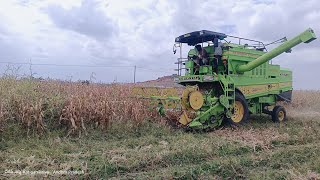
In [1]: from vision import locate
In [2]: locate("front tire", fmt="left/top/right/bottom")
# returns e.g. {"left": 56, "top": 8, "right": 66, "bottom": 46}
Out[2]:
{"left": 272, "top": 105, "right": 286, "bottom": 122}
{"left": 227, "top": 92, "right": 249, "bottom": 125}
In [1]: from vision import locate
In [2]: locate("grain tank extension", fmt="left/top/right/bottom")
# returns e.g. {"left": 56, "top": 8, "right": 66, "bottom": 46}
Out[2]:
{"left": 132, "top": 28, "right": 317, "bottom": 130}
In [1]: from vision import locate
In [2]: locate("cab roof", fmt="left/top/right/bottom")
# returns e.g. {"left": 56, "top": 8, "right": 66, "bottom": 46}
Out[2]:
{"left": 175, "top": 30, "right": 227, "bottom": 46}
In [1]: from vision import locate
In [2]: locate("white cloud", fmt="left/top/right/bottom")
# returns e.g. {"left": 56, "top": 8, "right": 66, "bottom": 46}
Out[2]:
{"left": 0, "top": 0, "right": 318, "bottom": 88}
{"left": 47, "top": 0, "right": 118, "bottom": 40}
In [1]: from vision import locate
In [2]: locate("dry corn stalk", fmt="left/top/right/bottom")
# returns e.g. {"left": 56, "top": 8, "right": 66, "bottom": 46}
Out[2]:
{"left": 0, "top": 79, "right": 186, "bottom": 135}
{"left": 19, "top": 100, "right": 45, "bottom": 135}
{"left": 0, "top": 103, "right": 6, "bottom": 132}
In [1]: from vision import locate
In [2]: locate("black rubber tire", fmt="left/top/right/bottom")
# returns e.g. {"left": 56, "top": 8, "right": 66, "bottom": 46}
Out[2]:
{"left": 272, "top": 105, "right": 287, "bottom": 122}
{"left": 227, "top": 92, "right": 249, "bottom": 125}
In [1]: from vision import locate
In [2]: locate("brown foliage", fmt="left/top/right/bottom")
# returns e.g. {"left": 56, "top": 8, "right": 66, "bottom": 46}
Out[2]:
{"left": 0, "top": 78, "right": 162, "bottom": 136}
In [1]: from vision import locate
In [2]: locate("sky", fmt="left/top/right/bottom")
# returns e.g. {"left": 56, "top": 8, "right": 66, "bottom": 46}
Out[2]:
{"left": 0, "top": 0, "right": 319, "bottom": 88}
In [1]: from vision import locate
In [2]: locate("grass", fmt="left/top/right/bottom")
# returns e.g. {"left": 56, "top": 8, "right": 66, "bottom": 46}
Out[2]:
{"left": 1, "top": 114, "right": 320, "bottom": 179}
{"left": 0, "top": 78, "right": 320, "bottom": 179}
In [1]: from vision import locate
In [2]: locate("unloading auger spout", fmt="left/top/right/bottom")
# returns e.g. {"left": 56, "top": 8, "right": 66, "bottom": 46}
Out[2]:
{"left": 236, "top": 28, "right": 316, "bottom": 73}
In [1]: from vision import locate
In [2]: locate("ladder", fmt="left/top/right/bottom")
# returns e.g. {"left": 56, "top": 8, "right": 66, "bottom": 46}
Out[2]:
{"left": 219, "top": 75, "right": 235, "bottom": 117}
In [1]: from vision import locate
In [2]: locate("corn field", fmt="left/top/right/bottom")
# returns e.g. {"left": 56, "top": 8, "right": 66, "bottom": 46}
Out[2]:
{"left": 0, "top": 77, "right": 319, "bottom": 137}
{"left": 0, "top": 77, "right": 168, "bottom": 137}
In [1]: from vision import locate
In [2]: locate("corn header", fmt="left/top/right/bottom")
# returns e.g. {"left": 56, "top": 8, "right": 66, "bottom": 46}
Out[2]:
{"left": 132, "top": 28, "right": 317, "bottom": 130}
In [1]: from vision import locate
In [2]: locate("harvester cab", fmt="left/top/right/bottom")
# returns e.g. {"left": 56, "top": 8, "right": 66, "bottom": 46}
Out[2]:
{"left": 133, "top": 28, "right": 317, "bottom": 130}
{"left": 174, "top": 30, "right": 229, "bottom": 76}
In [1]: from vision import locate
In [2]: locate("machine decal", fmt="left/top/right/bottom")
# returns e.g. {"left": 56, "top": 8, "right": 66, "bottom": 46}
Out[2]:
{"left": 238, "top": 82, "right": 292, "bottom": 95}
{"left": 279, "top": 82, "right": 292, "bottom": 88}
{"left": 179, "top": 76, "right": 201, "bottom": 81}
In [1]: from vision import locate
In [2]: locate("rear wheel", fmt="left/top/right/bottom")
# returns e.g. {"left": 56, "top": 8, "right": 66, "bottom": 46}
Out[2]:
{"left": 227, "top": 92, "right": 249, "bottom": 125}
{"left": 272, "top": 105, "right": 286, "bottom": 122}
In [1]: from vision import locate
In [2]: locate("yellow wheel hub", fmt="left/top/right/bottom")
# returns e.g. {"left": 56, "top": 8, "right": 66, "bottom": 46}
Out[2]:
{"left": 278, "top": 111, "right": 285, "bottom": 121}
{"left": 231, "top": 101, "right": 244, "bottom": 123}
{"left": 181, "top": 86, "right": 199, "bottom": 110}
{"left": 189, "top": 91, "right": 204, "bottom": 110}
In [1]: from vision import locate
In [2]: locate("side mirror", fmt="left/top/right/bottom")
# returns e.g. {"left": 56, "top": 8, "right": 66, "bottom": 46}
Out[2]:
{"left": 173, "top": 44, "right": 177, "bottom": 54}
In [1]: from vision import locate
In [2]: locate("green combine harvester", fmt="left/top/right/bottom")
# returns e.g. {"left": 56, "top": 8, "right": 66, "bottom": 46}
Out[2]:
{"left": 132, "top": 28, "right": 317, "bottom": 130}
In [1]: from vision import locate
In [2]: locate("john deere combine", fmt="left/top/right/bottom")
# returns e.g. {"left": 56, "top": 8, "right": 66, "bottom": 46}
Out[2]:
{"left": 133, "top": 28, "right": 317, "bottom": 130}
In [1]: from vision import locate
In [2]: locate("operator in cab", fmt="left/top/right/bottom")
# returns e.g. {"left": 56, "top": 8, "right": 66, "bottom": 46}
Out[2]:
{"left": 213, "top": 42, "right": 223, "bottom": 73}
{"left": 194, "top": 45, "right": 209, "bottom": 66}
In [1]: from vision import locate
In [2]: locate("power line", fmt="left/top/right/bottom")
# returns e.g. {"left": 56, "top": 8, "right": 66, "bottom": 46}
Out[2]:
{"left": 136, "top": 67, "right": 174, "bottom": 74}
{"left": 0, "top": 61, "right": 134, "bottom": 68}
{"left": 0, "top": 61, "right": 175, "bottom": 83}
{"left": 0, "top": 61, "right": 174, "bottom": 73}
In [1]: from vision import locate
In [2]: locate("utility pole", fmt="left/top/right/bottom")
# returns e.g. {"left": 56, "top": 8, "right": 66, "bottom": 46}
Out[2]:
{"left": 133, "top": 65, "right": 136, "bottom": 83}
{"left": 29, "top": 59, "right": 33, "bottom": 78}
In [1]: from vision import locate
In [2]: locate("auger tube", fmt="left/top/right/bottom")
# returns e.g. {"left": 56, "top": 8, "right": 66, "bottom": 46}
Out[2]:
{"left": 236, "top": 28, "right": 317, "bottom": 73}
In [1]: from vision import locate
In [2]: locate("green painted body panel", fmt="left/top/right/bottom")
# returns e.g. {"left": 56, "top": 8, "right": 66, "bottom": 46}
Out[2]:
{"left": 179, "top": 28, "right": 316, "bottom": 97}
